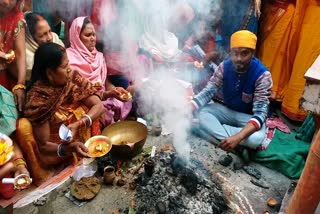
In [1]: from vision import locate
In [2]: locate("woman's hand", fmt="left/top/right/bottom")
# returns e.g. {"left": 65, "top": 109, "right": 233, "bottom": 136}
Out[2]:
{"left": 107, "top": 87, "right": 121, "bottom": 98}
{"left": 107, "top": 87, "right": 130, "bottom": 102}
{"left": 67, "top": 121, "right": 82, "bottom": 140}
{"left": 14, "top": 88, "right": 25, "bottom": 112}
{"left": 14, "top": 164, "right": 30, "bottom": 177}
{"left": 63, "top": 141, "right": 88, "bottom": 157}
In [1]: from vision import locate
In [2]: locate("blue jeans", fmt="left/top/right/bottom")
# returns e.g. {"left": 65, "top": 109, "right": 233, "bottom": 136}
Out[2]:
{"left": 197, "top": 102, "right": 266, "bottom": 149}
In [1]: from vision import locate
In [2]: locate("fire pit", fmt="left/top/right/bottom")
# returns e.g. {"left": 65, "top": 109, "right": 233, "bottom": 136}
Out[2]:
{"left": 134, "top": 151, "right": 228, "bottom": 213}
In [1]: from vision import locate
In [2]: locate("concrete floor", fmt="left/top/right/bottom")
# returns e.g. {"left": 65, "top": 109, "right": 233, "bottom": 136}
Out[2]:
{"left": 13, "top": 132, "right": 293, "bottom": 214}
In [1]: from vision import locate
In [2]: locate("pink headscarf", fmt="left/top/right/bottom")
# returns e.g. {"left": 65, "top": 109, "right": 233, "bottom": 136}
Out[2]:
{"left": 66, "top": 16, "right": 107, "bottom": 86}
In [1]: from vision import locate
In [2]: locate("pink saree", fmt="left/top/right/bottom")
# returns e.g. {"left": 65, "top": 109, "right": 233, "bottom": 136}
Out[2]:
{"left": 66, "top": 16, "right": 132, "bottom": 125}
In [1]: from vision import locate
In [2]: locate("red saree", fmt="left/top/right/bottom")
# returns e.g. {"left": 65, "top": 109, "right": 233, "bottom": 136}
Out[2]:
{"left": 0, "top": 0, "right": 25, "bottom": 89}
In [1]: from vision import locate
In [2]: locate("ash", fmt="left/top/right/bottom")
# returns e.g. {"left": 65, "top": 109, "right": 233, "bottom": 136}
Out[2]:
{"left": 134, "top": 151, "right": 228, "bottom": 214}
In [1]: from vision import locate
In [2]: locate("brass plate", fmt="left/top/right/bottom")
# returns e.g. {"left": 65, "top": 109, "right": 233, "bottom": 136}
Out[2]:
{"left": 102, "top": 121, "right": 147, "bottom": 146}
{"left": 84, "top": 136, "right": 112, "bottom": 158}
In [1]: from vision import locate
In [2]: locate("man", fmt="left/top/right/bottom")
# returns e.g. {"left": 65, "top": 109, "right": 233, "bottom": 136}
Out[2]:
{"left": 191, "top": 30, "right": 272, "bottom": 152}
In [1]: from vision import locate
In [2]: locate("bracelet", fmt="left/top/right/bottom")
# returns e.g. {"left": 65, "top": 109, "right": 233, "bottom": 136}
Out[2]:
{"left": 12, "top": 83, "right": 26, "bottom": 93}
{"left": 84, "top": 114, "right": 92, "bottom": 127}
{"left": 13, "top": 158, "right": 27, "bottom": 168}
{"left": 82, "top": 114, "right": 92, "bottom": 127}
{"left": 57, "top": 144, "right": 66, "bottom": 157}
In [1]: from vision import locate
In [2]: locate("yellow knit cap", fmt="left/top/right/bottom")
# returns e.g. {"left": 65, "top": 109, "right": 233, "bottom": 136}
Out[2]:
{"left": 230, "top": 30, "right": 257, "bottom": 50}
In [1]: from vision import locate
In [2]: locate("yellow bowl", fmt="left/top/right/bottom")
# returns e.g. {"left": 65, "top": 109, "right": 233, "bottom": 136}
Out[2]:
{"left": 14, "top": 174, "right": 32, "bottom": 190}
{"left": 0, "top": 133, "right": 14, "bottom": 166}
{"left": 84, "top": 136, "right": 112, "bottom": 158}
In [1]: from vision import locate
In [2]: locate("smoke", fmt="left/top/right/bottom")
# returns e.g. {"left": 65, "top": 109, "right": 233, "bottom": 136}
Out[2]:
{"left": 138, "top": 68, "right": 193, "bottom": 162}
{"left": 187, "top": 0, "right": 222, "bottom": 24}
{"left": 42, "top": 0, "right": 222, "bottom": 161}
{"left": 96, "top": 0, "right": 222, "bottom": 161}
{"left": 47, "top": 0, "right": 93, "bottom": 21}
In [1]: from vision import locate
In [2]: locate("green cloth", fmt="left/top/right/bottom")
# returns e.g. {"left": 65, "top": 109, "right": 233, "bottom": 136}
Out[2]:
{"left": 251, "top": 129, "right": 310, "bottom": 179}
{"left": 0, "top": 85, "right": 18, "bottom": 136}
{"left": 296, "top": 112, "right": 316, "bottom": 142}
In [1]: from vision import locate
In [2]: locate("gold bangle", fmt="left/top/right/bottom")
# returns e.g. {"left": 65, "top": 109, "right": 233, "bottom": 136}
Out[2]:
{"left": 12, "top": 83, "right": 26, "bottom": 93}
{"left": 13, "top": 158, "right": 27, "bottom": 168}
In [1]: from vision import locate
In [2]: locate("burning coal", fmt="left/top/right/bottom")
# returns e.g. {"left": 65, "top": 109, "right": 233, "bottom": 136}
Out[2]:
{"left": 135, "top": 151, "right": 228, "bottom": 213}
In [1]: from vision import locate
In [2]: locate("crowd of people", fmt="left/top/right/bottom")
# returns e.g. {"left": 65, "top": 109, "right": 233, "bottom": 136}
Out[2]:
{"left": 0, "top": 0, "right": 318, "bottom": 200}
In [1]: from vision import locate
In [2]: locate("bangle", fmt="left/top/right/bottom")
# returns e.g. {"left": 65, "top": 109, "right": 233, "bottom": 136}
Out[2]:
{"left": 12, "top": 83, "right": 26, "bottom": 93}
{"left": 85, "top": 114, "right": 92, "bottom": 127}
{"left": 13, "top": 158, "right": 27, "bottom": 168}
{"left": 82, "top": 114, "right": 92, "bottom": 127}
{"left": 57, "top": 144, "right": 66, "bottom": 157}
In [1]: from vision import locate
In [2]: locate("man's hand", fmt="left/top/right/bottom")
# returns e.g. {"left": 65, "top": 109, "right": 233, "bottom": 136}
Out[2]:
{"left": 219, "top": 134, "right": 242, "bottom": 152}
{"left": 14, "top": 88, "right": 25, "bottom": 112}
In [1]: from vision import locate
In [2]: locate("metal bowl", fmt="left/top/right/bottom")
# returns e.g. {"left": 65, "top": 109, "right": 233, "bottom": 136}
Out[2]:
{"left": 102, "top": 121, "right": 148, "bottom": 159}
{"left": 84, "top": 135, "right": 112, "bottom": 158}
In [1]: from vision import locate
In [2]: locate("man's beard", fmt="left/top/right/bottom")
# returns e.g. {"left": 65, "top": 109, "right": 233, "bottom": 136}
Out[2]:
{"left": 234, "top": 62, "right": 247, "bottom": 73}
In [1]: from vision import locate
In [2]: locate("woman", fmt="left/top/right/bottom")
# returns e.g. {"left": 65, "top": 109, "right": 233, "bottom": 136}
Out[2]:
{"left": 281, "top": 0, "right": 317, "bottom": 121}
{"left": 17, "top": 43, "right": 104, "bottom": 184}
{"left": 258, "top": 0, "right": 314, "bottom": 121}
{"left": 25, "top": 12, "right": 64, "bottom": 81}
{"left": 0, "top": 85, "right": 29, "bottom": 199}
{"left": 67, "top": 16, "right": 132, "bottom": 125}
{"left": 0, "top": 0, "right": 27, "bottom": 112}
{"left": 257, "top": 0, "right": 296, "bottom": 101}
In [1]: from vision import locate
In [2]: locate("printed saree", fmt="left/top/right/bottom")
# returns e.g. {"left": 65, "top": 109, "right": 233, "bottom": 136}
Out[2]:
{"left": 17, "top": 70, "right": 102, "bottom": 184}
{"left": 0, "top": 85, "right": 18, "bottom": 136}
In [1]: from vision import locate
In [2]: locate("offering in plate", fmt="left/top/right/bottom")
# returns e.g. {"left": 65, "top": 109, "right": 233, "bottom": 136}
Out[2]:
{"left": 14, "top": 174, "right": 32, "bottom": 190}
{"left": 2, "top": 174, "right": 32, "bottom": 190}
{"left": 93, "top": 82, "right": 103, "bottom": 90}
{"left": 0, "top": 133, "right": 14, "bottom": 166}
{"left": 119, "top": 91, "right": 132, "bottom": 101}
{"left": 84, "top": 136, "right": 112, "bottom": 157}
